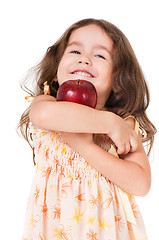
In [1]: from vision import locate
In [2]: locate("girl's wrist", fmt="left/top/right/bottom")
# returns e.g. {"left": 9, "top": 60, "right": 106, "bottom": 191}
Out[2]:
{"left": 75, "top": 139, "right": 96, "bottom": 159}
{"left": 103, "top": 111, "right": 116, "bottom": 135}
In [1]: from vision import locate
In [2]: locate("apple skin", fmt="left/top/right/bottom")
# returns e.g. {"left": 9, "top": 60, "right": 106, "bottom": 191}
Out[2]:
{"left": 56, "top": 80, "right": 97, "bottom": 108}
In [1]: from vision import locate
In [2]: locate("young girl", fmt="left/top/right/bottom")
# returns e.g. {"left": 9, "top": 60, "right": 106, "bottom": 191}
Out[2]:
{"left": 19, "top": 18, "right": 156, "bottom": 240}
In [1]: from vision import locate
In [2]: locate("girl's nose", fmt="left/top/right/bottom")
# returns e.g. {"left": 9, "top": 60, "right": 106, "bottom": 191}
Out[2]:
{"left": 78, "top": 56, "right": 92, "bottom": 66}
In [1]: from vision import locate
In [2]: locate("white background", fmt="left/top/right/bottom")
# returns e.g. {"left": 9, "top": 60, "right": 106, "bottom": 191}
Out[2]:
{"left": 0, "top": 0, "right": 158, "bottom": 239}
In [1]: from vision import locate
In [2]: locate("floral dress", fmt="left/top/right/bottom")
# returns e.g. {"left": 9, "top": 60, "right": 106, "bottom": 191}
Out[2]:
{"left": 22, "top": 125, "right": 148, "bottom": 240}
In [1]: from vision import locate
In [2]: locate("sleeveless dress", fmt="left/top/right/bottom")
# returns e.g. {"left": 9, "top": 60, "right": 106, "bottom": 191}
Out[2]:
{"left": 22, "top": 124, "right": 148, "bottom": 240}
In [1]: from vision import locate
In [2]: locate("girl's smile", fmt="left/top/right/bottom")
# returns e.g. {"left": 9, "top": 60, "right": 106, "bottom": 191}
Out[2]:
{"left": 71, "top": 69, "right": 94, "bottom": 78}
{"left": 57, "top": 24, "right": 114, "bottom": 110}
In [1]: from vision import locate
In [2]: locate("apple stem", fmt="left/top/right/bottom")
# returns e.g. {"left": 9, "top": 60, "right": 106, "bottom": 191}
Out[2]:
{"left": 78, "top": 79, "right": 80, "bottom": 84}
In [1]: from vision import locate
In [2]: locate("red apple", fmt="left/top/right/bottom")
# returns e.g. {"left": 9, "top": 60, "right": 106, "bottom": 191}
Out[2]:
{"left": 56, "top": 80, "right": 97, "bottom": 108}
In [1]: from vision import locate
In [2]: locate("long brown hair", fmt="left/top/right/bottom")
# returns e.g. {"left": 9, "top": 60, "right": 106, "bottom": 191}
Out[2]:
{"left": 17, "top": 18, "right": 156, "bottom": 160}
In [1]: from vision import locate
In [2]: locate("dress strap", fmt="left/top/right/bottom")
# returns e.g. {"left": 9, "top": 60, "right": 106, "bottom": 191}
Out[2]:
{"left": 124, "top": 115, "right": 147, "bottom": 139}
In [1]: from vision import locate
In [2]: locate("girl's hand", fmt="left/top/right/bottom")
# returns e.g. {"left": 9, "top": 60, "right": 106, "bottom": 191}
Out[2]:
{"left": 60, "top": 132, "right": 93, "bottom": 151}
{"left": 107, "top": 113, "right": 139, "bottom": 155}
{"left": 60, "top": 113, "right": 138, "bottom": 156}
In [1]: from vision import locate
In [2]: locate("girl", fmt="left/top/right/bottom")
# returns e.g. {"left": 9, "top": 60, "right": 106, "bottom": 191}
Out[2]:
{"left": 19, "top": 18, "right": 156, "bottom": 240}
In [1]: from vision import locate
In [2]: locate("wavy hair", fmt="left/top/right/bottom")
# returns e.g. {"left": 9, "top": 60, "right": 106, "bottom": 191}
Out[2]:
{"left": 17, "top": 18, "right": 156, "bottom": 161}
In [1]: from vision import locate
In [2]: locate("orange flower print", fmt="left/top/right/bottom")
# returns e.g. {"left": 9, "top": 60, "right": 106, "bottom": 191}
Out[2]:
{"left": 102, "top": 189, "right": 113, "bottom": 209}
{"left": 34, "top": 185, "right": 40, "bottom": 204}
{"left": 38, "top": 141, "right": 43, "bottom": 151}
{"left": 61, "top": 182, "right": 71, "bottom": 198}
{"left": 42, "top": 166, "right": 53, "bottom": 180}
{"left": 98, "top": 216, "right": 112, "bottom": 229}
{"left": 54, "top": 157, "right": 60, "bottom": 173}
{"left": 59, "top": 166, "right": 66, "bottom": 178}
{"left": 40, "top": 202, "right": 49, "bottom": 219}
{"left": 55, "top": 144, "right": 60, "bottom": 152}
{"left": 51, "top": 131, "right": 56, "bottom": 143}
{"left": 51, "top": 136, "right": 54, "bottom": 143}
{"left": 75, "top": 193, "right": 85, "bottom": 202}
{"left": 128, "top": 195, "right": 139, "bottom": 219}
{"left": 53, "top": 204, "right": 61, "bottom": 220}
{"left": 61, "top": 144, "right": 67, "bottom": 155}
{"left": 52, "top": 224, "right": 72, "bottom": 240}
{"left": 87, "top": 216, "right": 96, "bottom": 225}
{"left": 115, "top": 215, "right": 125, "bottom": 232}
{"left": 70, "top": 207, "right": 84, "bottom": 223}
{"left": 41, "top": 131, "right": 47, "bottom": 136}
{"left": 127, "top": 221, "right": 133, "bottom": 231}
{"left": 86, "top": 228, "right": 98, "bottom": 240}
{"left": 38, "top": 233, "right": 45, "bottom": 240}
{"left": 131, "top": 201, "right": 139, "bottom": 218}
{"left": 45, "top": 148, "right": 49, "bottom": 160}
{"left": 89, "top": 195, "right": 98, "bottom": 208}
{"left": 97, "top": 189, "right": 103, "bottom": 201}
{"left": 42, "top": 145, "right": 49, "bottom": 160}
{"left": 75, "top": 171, "right": 82, "bottom": 183}
{"left": 106, "top": 179, "right": 115, "bottom": 192}
{"left": 68, "top": 152, "right": 75, "bottom": 166}
{"left": 35, "top": 232, "right": 45, "bottom": 240}
{"left": 28, "top": 213, "right": 40, "bottom": 228}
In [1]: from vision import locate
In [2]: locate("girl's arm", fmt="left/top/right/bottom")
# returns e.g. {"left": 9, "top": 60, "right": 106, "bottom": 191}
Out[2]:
{"left": 29, "top": 95, "right": 138, "bottom": 155}
{"left": 60, "top": 118, "right": 151, "bottom": 196}
{"left": 29, "top": 95, "right": 113, "bottom": 134}
{"left": 75, "top": 136, "right": 151, "bottom": 196}
{"left": 30, "top": 94, "right": 56, "bottom": 104}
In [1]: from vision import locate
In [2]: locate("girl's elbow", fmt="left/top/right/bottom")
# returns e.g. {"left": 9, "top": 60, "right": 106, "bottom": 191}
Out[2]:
{"left": 29, "top": 107, "right": 37, "bottom": 125}
{"left": 29, "top": 105, "right": 46, "bottom": 127}
{"left": 142, "top": 177, "right": 151, "bottom": 196}
{"left": 137, "top": 174, "right": 151, "bottom": 197}
{"left": 138, "top": 183, "right": 151, "bottom": 197}
{"left": 142, "top": 168, "right": 151, "bottom": 196}
{"left": 135, "top": 159, "right": 151, "bottom": 197}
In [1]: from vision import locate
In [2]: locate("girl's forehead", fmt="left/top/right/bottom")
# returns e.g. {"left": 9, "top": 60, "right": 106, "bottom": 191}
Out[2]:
{"left": 68, "top": 24, "right": 113, "bottom": 52}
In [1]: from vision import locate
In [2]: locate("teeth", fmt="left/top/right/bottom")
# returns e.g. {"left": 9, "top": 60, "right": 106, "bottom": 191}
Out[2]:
{"left": 73, "top": 71, "right": 92, "bottom": 77}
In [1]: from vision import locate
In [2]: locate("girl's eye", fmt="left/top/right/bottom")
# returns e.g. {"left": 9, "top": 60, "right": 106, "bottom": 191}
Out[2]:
{"left": 95, "top": 54, "right": 106, "bottom": 60}
{"left": 70, "top": 50, "right": 81, "bottom": 54}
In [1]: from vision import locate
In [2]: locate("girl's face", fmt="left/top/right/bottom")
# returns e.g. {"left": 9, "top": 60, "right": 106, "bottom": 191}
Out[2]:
{"left": 57, "top": 24, "right": 114, "bottom": 110}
